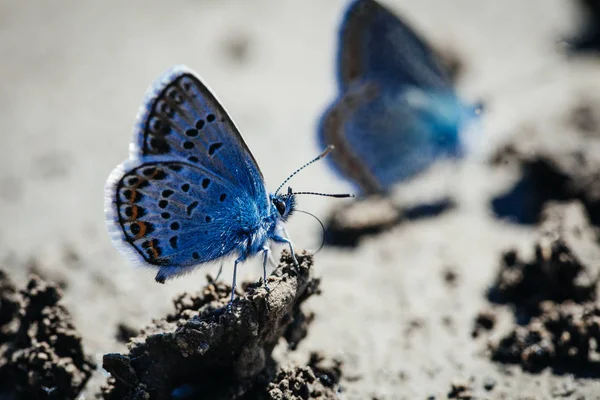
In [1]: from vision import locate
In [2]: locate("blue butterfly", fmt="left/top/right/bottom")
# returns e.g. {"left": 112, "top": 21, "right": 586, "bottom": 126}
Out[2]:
{"left": 318, "top": 0, "right": 481, "bottom": 195}
{"left": 105, "top": 66, "right": 352, "bottom": 310}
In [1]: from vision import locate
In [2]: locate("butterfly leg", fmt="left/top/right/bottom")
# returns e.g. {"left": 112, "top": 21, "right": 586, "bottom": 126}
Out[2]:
{"left": 227, "top": 257, "right": 244, "bottom": 313}
{"left": 261, "top": 246, "right": 271, "bottom": 291}
{"left": 281, "top": 227, "right": 300, "bottom": 269}
{"left": 272, "top": 235, "right": 299, "bottom": 270}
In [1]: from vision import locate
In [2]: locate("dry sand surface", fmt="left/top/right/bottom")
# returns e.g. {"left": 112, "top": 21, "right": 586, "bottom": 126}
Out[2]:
{"left": 3, "top": 0, "right": 600, "bottom": 398}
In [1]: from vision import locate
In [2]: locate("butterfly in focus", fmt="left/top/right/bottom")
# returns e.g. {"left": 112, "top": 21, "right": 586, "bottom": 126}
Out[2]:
{"left": 319, "top": 0, "right": 481, "bottom": 195}
{"left": 105, "top": 66, "right": 352, "bottom": 309}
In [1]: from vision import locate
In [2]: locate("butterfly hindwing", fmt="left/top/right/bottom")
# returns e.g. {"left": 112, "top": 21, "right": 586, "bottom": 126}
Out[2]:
{"left": 338, "top": 0, "right": 452, "bottom": 91}
{"left": 107, "top": 159, "right": 263, "bottom": 277}
{"left": 133, "top": 65, "right": 266, "bottom": 202}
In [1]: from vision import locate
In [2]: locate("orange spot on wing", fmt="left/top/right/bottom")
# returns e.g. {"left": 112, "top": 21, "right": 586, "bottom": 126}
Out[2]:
{"left": 129, "top": 205, "right": 139, "bottom": 220}
{"left": 128, "top": 188, "right": 138, "bottom": 203}
{"left": 134, "top": 221, "right": 147, "bottom": 240}
{"left": 147, "top": 241, "right": 159, "bottom": 259}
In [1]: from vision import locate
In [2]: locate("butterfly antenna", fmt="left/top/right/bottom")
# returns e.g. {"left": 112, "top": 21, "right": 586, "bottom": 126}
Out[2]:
{"left": 275, "top": 145, "right": 335, "bottom": 195}
{"left": 293, "top": 191, "right": 355, "bottom": 198}
{"left": 295, "top": 209, "right": 326, "bottom": 254}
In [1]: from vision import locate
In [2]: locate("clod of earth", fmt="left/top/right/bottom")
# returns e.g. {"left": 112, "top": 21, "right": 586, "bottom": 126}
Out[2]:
{"left": 490, "top": 301, "right": 600, "bottom": 375}
{"left": 447, "top": 379, "right": 473, "bottom": 399}
{"left": 101, "top": 251, "right": 341, "bottom": 400}
{"left": 0, "top": 270, "right": 95, "bottom": 400}
{"left": 488, "top": 201, "right": 600, "bottom": 320}
{"left": 471, "top": 309, "right": 497, "bottom": 338}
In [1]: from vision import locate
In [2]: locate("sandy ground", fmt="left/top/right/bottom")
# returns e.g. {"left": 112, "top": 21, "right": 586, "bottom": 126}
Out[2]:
{"left": 3, "top": 0, "right": 600, "bottom": 398}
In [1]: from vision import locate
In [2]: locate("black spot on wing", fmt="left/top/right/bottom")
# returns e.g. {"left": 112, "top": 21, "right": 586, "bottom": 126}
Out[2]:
{"left": 130, "top": 223, "right": 140, "bottom": 235}
{"left": 149, "top": 137, "right": 170, "bottom": 153}
{"left": 208, "top": 142, "right": 223, "bottom": 156}
{"left": 187, "top": 201, "right": 199, "bottom": 216}
{"left": 185, "top": 129, "right": 198, "bottom": 137}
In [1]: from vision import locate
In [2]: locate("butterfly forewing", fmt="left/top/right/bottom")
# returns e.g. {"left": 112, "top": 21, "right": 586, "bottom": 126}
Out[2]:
{"left": 338, "top": 0, "right": 452, "bottom": 91}
{"left": 134, "top": 66, "right": 267, "bottom": 202}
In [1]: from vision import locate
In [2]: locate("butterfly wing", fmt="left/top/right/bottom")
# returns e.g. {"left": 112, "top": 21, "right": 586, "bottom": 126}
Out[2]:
{"left": 337, "top": 0, "right": 452, "bottom": 91}
{"left": 319, "top": 83, "right": 468, "bottom": 194}
{"left": 105, "top": 66, "right": 270, "bottom": 279}
{"left": 132, "top": 65, "right": 266, "bottom": 201}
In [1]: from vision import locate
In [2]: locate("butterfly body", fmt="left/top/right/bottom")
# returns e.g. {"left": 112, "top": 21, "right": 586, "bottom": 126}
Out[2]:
{"left": 105, "top": 66, "right": 300, "bottom": 295}
{"left": 319, "top": 0, "right": 480, "bottom": 195}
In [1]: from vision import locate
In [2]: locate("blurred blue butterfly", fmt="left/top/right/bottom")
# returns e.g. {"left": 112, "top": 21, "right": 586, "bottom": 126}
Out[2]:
{"left": 105, "top": 66, "right": 351, "bottom": 309}
{"left": 319, "top": 0, "right": 481, "bottom": 195}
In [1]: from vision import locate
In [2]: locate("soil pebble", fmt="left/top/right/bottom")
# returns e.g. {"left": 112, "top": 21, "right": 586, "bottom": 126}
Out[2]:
{"left": 488, "top": 201, "right": 600, "bottom": 319}
{"left": 115, "top": 322, "right": 138, "bottom": 344}
{"left": 447, "top": 380, "right": 473, "bottom": 399}
{"left": 100, "top": 251, "right": 338, "bottom": 400}
{"left": 442, "top": 267, "right": 459, "bottom": 288}
{"left": 0, "top": 270, "right": 95, "bottom": 399}
{"left": 307, "top": 352, "right": 342, "bottom": 390}
{"left": 471, "top": 309, "right": 497, "bottom": 338}
{"left": 262, "top": 364, "right": 339, "bottom": 400}
{"left": 482, "top": 376, "right": 496, "bottom": 391}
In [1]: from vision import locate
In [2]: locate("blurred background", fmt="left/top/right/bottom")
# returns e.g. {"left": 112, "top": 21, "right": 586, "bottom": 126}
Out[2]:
{"left": 2, "top": 0, "right": 600, "bottom": 398}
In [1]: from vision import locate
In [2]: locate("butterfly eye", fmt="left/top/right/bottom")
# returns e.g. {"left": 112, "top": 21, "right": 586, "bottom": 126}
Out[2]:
{"left": 273, "top": 198, "right": 286, "bottom": 216}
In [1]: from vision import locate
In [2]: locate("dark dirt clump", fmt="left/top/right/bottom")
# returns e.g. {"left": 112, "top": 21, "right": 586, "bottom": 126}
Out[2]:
{"left": 115, "top": 322, "right": 138, "bottom": 344}
{"left": 0, "top": 270, "right": 95, "bottom": 399}
{"left": 260, "top": 364, "right": 339, "bottom": 400}
{"left": 447, "top": 380, "right": 473, "bottom": 399}
{"left": 324, "top": 196, "right": 452, "bottom": 247}
{"left": 471, "top": 309, "right": 497, "bottom": 338}
{"left": 488, "top": 201, "right": 600, "bottom": 320}
{"left": 490, "top": 300, "right": 600, "bottom": 375}
{"left": 101, "top": 251, "right": 340, "bottom": 400}
{"left": 307, "top": 352, "right": 342, "bottom": 390}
